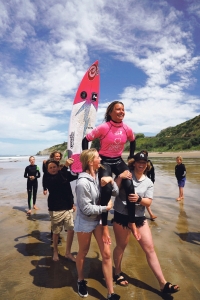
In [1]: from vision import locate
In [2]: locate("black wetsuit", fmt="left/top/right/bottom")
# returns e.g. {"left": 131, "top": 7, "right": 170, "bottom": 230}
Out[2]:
{"left": 24, "top": 165, "right": 40, "bottom": 209}
{"left": 147, "top": 159, "right": 155, "bottom": 183}
{"left": 42, "top": 161, "right": 48, "bottom": 192}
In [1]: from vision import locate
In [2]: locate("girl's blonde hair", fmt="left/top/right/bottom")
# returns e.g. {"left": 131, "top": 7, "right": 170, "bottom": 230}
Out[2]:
{"left": 80, "top": 148, "right": 98, "bottom": 172}
{"left": 176, "top": 156, "right": 183, "bottom": 162}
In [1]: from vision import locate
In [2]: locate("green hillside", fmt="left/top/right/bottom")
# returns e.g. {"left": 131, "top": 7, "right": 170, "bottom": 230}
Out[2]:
{"left": 37, "top": 114, "right": 200, "bottom": 155}
{"left": 129, "top": 114, "right": 200, "bottom": 152}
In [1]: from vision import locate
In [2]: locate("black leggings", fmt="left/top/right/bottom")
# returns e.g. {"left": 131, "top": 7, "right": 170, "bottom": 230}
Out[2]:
{"left": 27, "top": 180, "right": 38, "bottom": 209}
{"left": 98, "top": 156, "right": 135, "bottom": 226}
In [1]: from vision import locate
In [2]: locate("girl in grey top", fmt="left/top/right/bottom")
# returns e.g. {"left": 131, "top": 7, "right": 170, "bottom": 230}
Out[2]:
{"left": 112, "top": 151, "right": 180, "bottom": 295}
{"left": 75, "top": 148, "right": 120, "bottom": 300}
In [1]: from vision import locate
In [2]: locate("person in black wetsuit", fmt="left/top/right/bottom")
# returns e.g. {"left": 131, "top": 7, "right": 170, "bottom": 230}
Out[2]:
{"left": 82, "top": 101, "right": 141, "bottom": 243}
{"left": 142, "top": 150, "right": 157, "bottom": 220}
{"left": 24, "top": 156, "right": 40, "bottom": 215}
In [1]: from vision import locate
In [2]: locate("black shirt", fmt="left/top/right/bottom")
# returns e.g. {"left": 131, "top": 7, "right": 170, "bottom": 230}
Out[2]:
{"left": 175, "top": 163, "right": 186, "bottom": 180}
{"left": 44, "top": 166, "right": 78, "bottom": 211}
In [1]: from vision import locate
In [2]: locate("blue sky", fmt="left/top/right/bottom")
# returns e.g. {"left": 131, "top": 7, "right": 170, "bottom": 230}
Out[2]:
{"left": 0, "top": 0, "right": 200, "bottom": 155}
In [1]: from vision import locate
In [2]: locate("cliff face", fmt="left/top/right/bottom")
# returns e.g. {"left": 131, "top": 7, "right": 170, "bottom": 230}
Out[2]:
{"left": 36, "top": 142, "right": 67, "bottom": 156}
{"left": 36, "top": 149, "right": 51, "bottom": 156}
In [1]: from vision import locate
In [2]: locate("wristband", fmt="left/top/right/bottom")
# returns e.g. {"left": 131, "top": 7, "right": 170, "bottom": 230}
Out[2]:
{"left": 136, "top": 196, "right": 142, "bottom": 203}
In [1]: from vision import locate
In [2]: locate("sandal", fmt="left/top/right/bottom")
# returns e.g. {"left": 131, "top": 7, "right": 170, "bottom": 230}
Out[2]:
{"left": 161, "top": 282, "right": 180, "bottom": 294}
{"left": 114, "top": 273, "right": 128, "bottom": 286}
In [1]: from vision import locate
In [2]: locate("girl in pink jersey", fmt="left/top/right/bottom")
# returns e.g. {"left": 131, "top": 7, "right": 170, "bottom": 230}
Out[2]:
{"left": 82, "top": 101, "right": 140, "bottom": 243}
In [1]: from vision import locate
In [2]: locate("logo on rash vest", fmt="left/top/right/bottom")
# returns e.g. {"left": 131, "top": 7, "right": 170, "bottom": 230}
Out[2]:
{"left": 88, "top": 63, "right": 98, "bottom": 80}
{"left": 70, "top": 132, "right": 75, "bottom": 149}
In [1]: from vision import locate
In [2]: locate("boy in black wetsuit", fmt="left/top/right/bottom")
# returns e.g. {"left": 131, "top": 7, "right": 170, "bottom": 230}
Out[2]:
{"left": 24, "top": 156, "right": 40, "bottom": 215}
{"left": 43, "top": 158, "right": 78, "bottom": 261}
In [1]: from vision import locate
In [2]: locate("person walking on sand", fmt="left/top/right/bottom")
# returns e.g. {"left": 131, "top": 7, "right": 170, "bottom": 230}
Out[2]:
{"left": 112, "top": 151, "right": 180, "bottom": 294}
{"left": 42, "top": 151, "right": 63, "bottom": 245}
{"left": 142, "top": 150, "right": 157, "bottom": 220}
{"left": 75, "top": 149, "right": 120, "bottom": 300}
{"left": 24, "top": 156, "right": 40, "bottom": 215}
{"left": 175, "top": 156, "right": 186, "bottom": 201}
{"left": 43, "top": 158, "right": 78, "bottom": 262}
{"left": 82, "top": 101, "right": 140, "bottom": 244}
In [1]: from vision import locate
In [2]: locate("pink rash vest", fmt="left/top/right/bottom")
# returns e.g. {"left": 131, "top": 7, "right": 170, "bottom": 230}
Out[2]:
{"left": 86, "top": 120, "right": 135, "bottom": 158}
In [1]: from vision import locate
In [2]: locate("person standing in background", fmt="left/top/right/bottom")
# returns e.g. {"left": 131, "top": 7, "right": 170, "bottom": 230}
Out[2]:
{"left": 24, "top": 156, "right": 40, "bottom": 215}
{"left": 44, "top": 158, "right": 77, "bottom": 262}
{"left": 42, "top": 151, "right": 63, "bottom": 246}
{"left": 142, "top": 150, "right": 157, "bottom": 220}
{"left": 175, "top": 156, "right": 186, "bottom": 201}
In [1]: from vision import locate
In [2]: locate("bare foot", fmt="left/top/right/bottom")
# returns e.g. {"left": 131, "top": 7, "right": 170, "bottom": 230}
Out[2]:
{"left": 102, "top": 226, "right": 111, "bottom": 244}
{"left": 33, "top": 205, "right": 39, "bottom": 210}
{"left": 65, "top": 253, "right": 76, "bottom": 262}
{"left": 27, "top": 210, "right": 31, "bottom": 215}
{"left": 176, "top": 197, "right": 182, "bottom": 201}
{"left": 53, "top": 251, "right": 59, "bottom": 261}
{"left": 128, "top": 223, "right": 141, "bottom": 240}
{"left": 150, "top": 215, "right": 157, "bottom": 220}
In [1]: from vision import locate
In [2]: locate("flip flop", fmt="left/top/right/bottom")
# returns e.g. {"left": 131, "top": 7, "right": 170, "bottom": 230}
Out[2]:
{"left": 161, "top": 282, "right": 180, "bottom": 294}
{"left": 114, "top": 273, "right": 128, "bottom": 286}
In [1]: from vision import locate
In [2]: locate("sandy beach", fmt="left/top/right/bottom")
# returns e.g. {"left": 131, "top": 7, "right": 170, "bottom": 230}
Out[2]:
{"left": 0, "top": 153, "right": 200, "bottom": 300}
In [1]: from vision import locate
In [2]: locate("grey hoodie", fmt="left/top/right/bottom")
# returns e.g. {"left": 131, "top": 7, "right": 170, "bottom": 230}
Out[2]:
{"left": 75, "top": 172, "right": 118, "bottom": 221}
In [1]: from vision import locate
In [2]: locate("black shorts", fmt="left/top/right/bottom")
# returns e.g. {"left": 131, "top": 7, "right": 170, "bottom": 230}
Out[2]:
{"left": 112, "top": 210, "right": 146, "bottom": 228}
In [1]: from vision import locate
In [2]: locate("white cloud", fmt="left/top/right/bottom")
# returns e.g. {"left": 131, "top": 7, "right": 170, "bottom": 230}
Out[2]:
{"left": 0, "top": 0, "right": 200, "bottom": 154}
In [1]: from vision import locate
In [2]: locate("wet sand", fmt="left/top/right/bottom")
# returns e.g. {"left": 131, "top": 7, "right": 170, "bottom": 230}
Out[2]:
{"left": 0, "top": 153, "right": 200, "bottom": 299}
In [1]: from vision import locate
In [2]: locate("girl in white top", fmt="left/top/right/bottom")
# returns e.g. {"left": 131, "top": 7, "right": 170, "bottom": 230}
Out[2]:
{"left": 112, "top": 151, "right": 180, "bottom": 294}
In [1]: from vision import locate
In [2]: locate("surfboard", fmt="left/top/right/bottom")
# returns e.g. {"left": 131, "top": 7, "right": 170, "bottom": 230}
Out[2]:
{"left": 67, "top": 61, "right": 100, "bottom": 173}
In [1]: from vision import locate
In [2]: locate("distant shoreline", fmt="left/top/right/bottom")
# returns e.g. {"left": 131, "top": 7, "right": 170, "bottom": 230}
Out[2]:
{"left": 122, "top": 151, "right": 200, "bottom": 159}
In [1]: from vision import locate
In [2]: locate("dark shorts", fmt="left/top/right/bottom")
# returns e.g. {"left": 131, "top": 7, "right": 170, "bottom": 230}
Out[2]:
{"left": 112, "top": 210, "right": 146, "bottom": 228}
{"left": 178, "top": 178, "right": 186, "bottom": 187}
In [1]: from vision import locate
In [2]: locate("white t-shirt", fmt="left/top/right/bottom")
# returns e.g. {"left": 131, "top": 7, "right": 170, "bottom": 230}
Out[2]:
{"left": 114, "top": 172, "right": 154, "bottom": 217}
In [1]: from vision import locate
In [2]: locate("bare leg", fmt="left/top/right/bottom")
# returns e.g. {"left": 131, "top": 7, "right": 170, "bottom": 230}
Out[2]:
{"left": 76, "top": 232, "right": 92, "bottom": 280}
{"left": 176, "top": 187, "right": 183, "bottom": 200}
{"left": 33, "top": 205, "right": 39, "bottom": 209}
{"left": 102, "top": 225, "right": 111, "bottom": 245}
{"left": 53, "top": 233, "right": 59, "bottom": 261}
{"left": 137, "top": 220, "right": 167, "bottom": 289}
{"left": 94, "top": 225, "right": 115, "bottom": 295}
{"left": 127, "top": 222, "right": 140, "bottom": 240}
{"left": 180, "top": 187, "right": 184, "bottom": 199}
{"left": 113, "top": 222, "right": 130, "bottom": 285}
{"left": 65, "top": 230, "right": 76, "bottom": 262}
{"left": 146, "top": 206, "right": 157, "bottom": 220}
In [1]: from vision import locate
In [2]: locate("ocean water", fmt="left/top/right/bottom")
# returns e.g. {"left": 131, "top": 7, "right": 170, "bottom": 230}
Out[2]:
{"left": 0, "top": 155, "right": 48, "bottom": 169}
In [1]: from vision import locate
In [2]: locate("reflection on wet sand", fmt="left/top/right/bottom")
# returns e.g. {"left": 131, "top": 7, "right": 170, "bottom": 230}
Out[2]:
{"left": 0, "top": 156, "right": 200, "bottom": 299}
{"left": 176, "top": 201, "right": 189, "bottom": 242}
